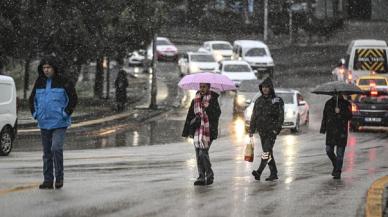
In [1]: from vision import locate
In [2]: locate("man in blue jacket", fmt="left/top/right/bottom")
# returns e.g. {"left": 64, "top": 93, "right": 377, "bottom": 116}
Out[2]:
{"left": 29, "top": 56, "right": 78, "bottom": 189}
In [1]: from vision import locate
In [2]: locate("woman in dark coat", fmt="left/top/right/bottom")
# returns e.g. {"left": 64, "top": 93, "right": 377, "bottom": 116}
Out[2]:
{"left": 182, "top": 83, "right": 221, "bottom": 186}
{"left": 320, "top": 94, "right": 352, "bottom": 179}
{"left": 115, "top": 70, "right": 129, "bottom": 112}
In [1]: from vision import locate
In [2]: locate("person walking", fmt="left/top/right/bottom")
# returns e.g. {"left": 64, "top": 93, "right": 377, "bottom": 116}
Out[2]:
{"left": 320, "top": 94, "right": 352, "bottom": 179}
{"left": 249, "top": 77, "right": 284, "bottom": 181}
{"left": 115, "top": 69, "right": 129, "bottom": 112}
{"left": 29, "top": 56, "right": 78, "bottom": 189}
{"left": 182, "top": 83, "right": 221, "bottom": 186}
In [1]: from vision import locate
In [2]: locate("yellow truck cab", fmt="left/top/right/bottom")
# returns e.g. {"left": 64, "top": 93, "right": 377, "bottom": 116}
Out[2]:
{"left": 344, "top": 40, "right": 388, "bottom": 83}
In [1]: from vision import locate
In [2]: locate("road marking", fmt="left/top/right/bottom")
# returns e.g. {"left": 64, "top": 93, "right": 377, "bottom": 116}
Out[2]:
{"left": 0, "top": 183, "right": 39, "bottom": 196}
{"left": 18, "top": 111, "right": 136, "bottom": 133}
{"left": 365, "top": 175, "right": 388, "bottom": 217}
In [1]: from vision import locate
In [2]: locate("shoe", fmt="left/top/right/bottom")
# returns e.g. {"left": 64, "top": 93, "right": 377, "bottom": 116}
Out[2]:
{"left": 265, "top": 175, "right": 279, "bottom": 181}
{"left": 252, "top": 171, "right": 261, "bottom": 181}
{"left": 39, "top": 181, "right": 53, "bottom": 189}
{"left": 333, "top": 173, "right": 341, "bottom": 180}
{"left": 194, "top": 178, "right": 205, "bottom": 186}
{"left": 55, "top": 180, "right": 64, "bottom": 189}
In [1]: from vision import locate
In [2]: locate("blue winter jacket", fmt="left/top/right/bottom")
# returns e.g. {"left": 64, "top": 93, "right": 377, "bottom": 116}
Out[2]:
{"left": 29, "top": 61, "right": 77, "bottom": 129}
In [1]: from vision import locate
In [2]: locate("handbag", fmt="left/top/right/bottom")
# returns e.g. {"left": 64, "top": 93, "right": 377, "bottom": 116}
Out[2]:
{"left": 188, "top": 115, "right": 201, "bottom": 137}
{"left": 244, "top": 141, "right": 254, "bottom": 162}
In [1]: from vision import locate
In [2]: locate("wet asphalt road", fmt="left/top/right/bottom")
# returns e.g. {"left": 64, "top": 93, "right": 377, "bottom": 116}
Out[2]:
{"left": 1, "top": 45, "right": 388, "bottom": 217}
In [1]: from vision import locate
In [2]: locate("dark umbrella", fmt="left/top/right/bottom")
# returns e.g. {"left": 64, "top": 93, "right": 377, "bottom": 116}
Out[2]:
{"left": 312, "top": 81, "right": 363, "bottom": 107}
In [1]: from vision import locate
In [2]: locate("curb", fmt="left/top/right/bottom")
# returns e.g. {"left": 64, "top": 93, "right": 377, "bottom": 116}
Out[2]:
{"left": 365, "top": 175, "right": 388, "bottom": 217}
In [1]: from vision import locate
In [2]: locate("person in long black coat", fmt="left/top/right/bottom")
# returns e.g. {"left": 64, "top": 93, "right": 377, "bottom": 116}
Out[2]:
{"left": 115, "top": 70, "right": 129, "bottom": 112}
{"left": 320, "top": 94, "right": 352, "bottom": 179}
{"left": 182, "top": 83, "right": 221, "bottom": 186}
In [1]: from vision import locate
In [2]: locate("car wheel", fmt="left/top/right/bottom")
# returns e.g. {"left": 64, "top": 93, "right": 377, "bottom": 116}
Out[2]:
{"left": 350, "top": 123, "right": 359, "bottom": 132}
{"left": 0, "top": 127, "right": 13, "bottom": 156}
{"left": 291, "top": 116, "right": 300, "bottom": 134}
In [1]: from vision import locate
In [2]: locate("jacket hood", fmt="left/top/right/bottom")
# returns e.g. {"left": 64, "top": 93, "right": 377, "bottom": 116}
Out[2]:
{"left": 259, "top": 77, "right": 275, "bottom": 97}
{"left": 37, "top": 56, "right": 62, "bottom": 77}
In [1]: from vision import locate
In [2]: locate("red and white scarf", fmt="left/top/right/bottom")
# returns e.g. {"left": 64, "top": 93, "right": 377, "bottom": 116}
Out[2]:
{"left": 193, "top": 92, "right": 211, "bottom": 149}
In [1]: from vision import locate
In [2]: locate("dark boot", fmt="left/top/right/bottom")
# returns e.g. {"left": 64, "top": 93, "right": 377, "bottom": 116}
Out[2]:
{"left": 39, "top": 181, "right": 53, "bottom": 189}
{"left": 194, "top": 177, "right": 205, "bottom": 186}
{"left": 265, "top": 174, "right": 279, "bottom": 181}
{"left": 333, "top": 171, "right": 341, "bottom": 179}
{"left": 252, "top": 170, "right": 261, "bottom": 180}
{"left": 55, "top": 180, "right": 64, "bottom": 189}
{"left": 205, "top": 172, "right": 214, "bottom": 185}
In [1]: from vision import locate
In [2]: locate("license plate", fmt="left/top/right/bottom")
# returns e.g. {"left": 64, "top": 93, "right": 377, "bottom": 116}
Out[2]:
{"left": 365, "top": 117, "right": 382, "bottom": 122}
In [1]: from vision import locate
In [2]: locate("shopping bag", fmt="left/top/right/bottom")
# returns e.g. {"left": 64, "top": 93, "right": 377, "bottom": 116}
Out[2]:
{"left": 244, "top": 142, "right": 254, "bottom": 162}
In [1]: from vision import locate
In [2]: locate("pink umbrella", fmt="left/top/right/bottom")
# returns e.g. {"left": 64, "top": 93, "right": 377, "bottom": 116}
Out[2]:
{"left": 178, "top": 72, "right": 237, "bottom": 92}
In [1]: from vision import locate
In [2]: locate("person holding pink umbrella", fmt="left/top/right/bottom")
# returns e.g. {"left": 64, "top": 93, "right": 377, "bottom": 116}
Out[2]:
{"left": 182, "top": 83, "right": 221, "bottom": 186}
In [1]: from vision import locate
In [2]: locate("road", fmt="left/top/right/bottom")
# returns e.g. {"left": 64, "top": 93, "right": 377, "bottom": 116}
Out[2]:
{"left": 1, "top": 44, "right": 388, "bottom": 217}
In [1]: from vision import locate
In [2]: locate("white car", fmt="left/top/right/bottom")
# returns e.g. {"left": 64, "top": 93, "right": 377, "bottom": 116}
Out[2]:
{"left": 147, "top": 37, "right": 178, "bottom": 61}
{"left": 0, "top": 75, "right": 17, "bottom": 155}
{"left": 233, "top": 40, "right": 275, "bottom": 78}
{"left": 198, "top": 41, "right": 233, "bottom": 62}
{"left": 244, "top": 88, "right": 309, "bottom": 133}
{"left": 178, "top": 52, "right": 219, "bottom": 75}
{"left": 128, "top": 50, "right": 145, "bottom": 66}
{"left": 218, "top": 60, "right": 257, "bottom": 86}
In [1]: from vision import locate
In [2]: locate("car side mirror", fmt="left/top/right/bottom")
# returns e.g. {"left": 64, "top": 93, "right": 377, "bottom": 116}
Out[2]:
{"left": 298, "top": 101, "right": 306, "bottom": 106}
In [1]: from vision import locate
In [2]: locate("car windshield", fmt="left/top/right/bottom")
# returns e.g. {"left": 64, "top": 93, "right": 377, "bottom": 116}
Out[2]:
{"left": 245, "top": 48, "right": 267, "bottom": 57}
{"left": 224, "top": 64, "right": 251, "bottom": 72}
{"left": 352, "top": 94, "right": 388, "bottom": 104}
{"left": 238, "top": 80, "right": 261, "bottom": 92}
{"left": 358, "top": 79, "right": 387, "bottom": 86}
{"left": 156, "top": 40, "right": 172, "bottom": 46}
{"left": 212, "top": 43, "right": 232, "bottom": 50}
{"left": 190, "top": 54, "right": 215, "bottom": 62}
{"left": 276, "top": 93, "right": 295, "bottom": 104}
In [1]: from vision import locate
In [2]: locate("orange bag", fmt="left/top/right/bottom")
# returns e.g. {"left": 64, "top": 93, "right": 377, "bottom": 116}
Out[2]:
{"left": 244, "top": 142, "right": 254, "bottom": 162}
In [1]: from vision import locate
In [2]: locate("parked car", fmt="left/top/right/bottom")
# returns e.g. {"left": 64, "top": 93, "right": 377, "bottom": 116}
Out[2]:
{"left": 178, "top": 52, "right": 219, "bottom": 75}
{"left": 147, "top": 37, "right": 178, "bottom": 62}
{"left": 217, "top": 60, "right": 257, "bottom": 87}
{"left": 233, "top": 79, "right": 262, "bottom": 117}
{"left": 198, "top": 41, "right": 233, "bottom": 62}
{"left": 244, "top": 88, "right": 309, "bottom": 133}
{"left": 128, "top": 50, "right": 146, "bottom": 66}
{"left": 232, "top": 40, "right": 275, "bottom": 78}
{"left": 355, "top": 74, "right": 388, "bottom": 92}
{"left": 0, "top": 75, "right": 17, "bottom": 156}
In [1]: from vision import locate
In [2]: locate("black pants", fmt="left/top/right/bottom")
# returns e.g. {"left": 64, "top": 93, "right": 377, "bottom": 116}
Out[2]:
{"left": 195, "top": 142, "right": 213, "bottom": 180}
{"left": 326, "top": 144, "right": 346, "bottom": 174}
{"left": 256, "top": 131, "right": 278, "bottom": 175}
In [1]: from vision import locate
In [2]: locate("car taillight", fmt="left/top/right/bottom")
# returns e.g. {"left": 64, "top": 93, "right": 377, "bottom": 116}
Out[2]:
{"left": 371, "top": 88, "right": 378, "bottom": 96}
{"left": 351, "top": 103, "right": 359, "bottom": 113}
{"left": 348, "top": 72, "right": 352, "bottom": 81}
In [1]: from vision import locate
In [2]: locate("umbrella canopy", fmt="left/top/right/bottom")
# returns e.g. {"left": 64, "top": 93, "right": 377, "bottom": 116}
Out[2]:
{"left": 312, "top": 81, "right": 363, "bottom": 95}
{"left": 178, "top": 72, "right": 237, "bottom": 92}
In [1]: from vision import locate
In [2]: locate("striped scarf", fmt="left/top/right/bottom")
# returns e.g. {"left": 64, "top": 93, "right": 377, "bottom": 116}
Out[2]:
{"left": 193, "top": 92, "right": 211, "bottom": 149}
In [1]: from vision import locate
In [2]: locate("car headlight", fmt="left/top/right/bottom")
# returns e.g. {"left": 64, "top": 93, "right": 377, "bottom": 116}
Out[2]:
{"left": 214, "top": 52, "right": 223, "bottom": 62}
{"left": 285, "top": 109, "right": 296, "bottom": 119}
{"left": 236, "top": 95, "right": 246, "bottom": 106}
{"left": 190, "top": 64, "right": 200, "bottom": 73}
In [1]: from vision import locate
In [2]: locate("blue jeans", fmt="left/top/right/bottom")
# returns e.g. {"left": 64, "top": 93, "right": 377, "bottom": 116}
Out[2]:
{"left": 326, "top": 145, "right": 346, "bottom": 174}
{"left": 41, "top": 128, "right": 67, "bottom": 182}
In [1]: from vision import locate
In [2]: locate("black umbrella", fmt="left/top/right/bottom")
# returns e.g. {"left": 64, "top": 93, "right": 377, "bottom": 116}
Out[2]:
{"left": 312, "top": 81, "right": 363, "bottom": 108}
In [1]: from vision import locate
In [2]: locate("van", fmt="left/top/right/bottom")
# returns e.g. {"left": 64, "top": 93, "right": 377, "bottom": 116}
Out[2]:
{"left": 0, "top": 75, "right": 17, "bottom": 156}
{"left": 344, "top": 39, "right": 388, "bottom": 83}
{"left": 232, "top": 40, "right": 275, "bottom": 78}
